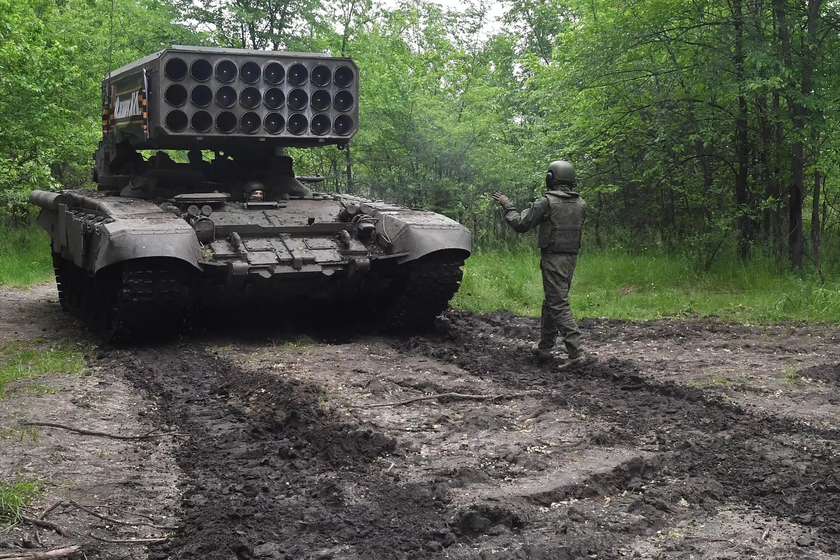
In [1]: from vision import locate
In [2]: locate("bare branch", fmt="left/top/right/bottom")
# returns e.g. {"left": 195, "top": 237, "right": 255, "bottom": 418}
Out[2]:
{"left": 18, "top": 515, "right": 66, "bottom": 536}
{"left": 22, "top": 422, "right": 180, "bottom": 441}
{"left": 0, "top": 547, "right": 82, "bottom": 560}
{"left": 67, "top": 501, "right": 179, "bottom": 531}
{"left": 86, "top": 534, "right": 168, "bottom": 544}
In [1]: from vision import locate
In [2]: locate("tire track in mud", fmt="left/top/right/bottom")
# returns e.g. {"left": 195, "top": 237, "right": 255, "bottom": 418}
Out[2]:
{"left": 99, "top": 338, "right": 641, "bottom": 559}
{"left": 100, "top": 345, "right": 457, "bottom": 560}
{"left": 93, "top": 310, "right": 840, "bottom": 559}
{"left": 395, "top": 311, "right": 840, "bottom": 554}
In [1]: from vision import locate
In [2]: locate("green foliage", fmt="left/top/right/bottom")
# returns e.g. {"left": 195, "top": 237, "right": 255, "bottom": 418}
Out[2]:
{"left": 0, "top": 341, "right": 89, "bottom": 397}
{"left": 0, "top": 0, "right": 201, "bottom": 219}
{"left": 0, "top": 156, "right": 59, "bottom": 220}
{"left": 321, "top": 1, "right": 534, "bottom": 233}
{"left": 782, "top": 363, "right": 800, "bottom": 386}
{"left": 175, "top": 0, "right": 322, "bottom": 50}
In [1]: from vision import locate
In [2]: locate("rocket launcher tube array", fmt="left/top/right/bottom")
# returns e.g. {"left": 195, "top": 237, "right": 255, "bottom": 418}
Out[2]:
{"left": 103, "top": 46, "right": 359, "bottom": 147}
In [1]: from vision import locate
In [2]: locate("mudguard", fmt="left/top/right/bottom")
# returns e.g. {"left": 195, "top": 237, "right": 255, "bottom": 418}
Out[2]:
{"left": 349, "top": 198, "right": 472, "bottom": 264}
{"left": 32, "top": 189, "right": 202, "bottom": 273}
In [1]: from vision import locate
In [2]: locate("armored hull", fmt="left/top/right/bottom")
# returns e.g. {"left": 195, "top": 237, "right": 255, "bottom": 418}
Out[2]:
{"left": 30, "top": 46, "right": 471, "bottom": 340}
{"left": 32, "top": 188, "right": 470, "bottom": 340}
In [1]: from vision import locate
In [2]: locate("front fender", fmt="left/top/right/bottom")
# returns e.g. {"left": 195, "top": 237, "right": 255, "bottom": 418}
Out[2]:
{"left": 94, "top": 220, "right": 202, "bottom": 272}
{"left": 41, "top": 201, "right": 202, "bottom": 274}
{"left": 349, "top": 198, "right": 472, "bottom": 264}
{"left": 378, "top": 212, "right": 472, "bottom": 264}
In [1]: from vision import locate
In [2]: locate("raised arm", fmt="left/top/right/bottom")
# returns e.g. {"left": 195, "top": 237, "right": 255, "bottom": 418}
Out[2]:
{"left": 493, "top": 192, "right": 549, "bottom": 233}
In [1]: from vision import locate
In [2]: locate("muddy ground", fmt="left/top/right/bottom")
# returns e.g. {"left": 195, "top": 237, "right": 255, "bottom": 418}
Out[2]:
{"left": 1, "top": 284, "right": 839, "bottom": 559}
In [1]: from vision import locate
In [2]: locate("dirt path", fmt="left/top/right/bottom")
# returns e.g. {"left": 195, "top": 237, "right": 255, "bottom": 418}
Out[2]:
{"left": 1, "top": 286, "right": 839, "bottom": 559}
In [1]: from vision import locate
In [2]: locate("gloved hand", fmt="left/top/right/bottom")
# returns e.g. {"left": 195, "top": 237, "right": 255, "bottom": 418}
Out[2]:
{"left": 491, "top": 192, "right": 510, "bottom": 206}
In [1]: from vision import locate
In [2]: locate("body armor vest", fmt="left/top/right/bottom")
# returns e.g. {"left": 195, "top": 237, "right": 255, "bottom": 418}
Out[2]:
{"left": 537, "top": 191, "right": 586, "bottom": 253}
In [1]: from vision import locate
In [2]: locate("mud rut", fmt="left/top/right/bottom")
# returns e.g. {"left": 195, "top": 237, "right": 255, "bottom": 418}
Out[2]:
{"left": 82, "top": 310, "right": 840, "bottom": 560}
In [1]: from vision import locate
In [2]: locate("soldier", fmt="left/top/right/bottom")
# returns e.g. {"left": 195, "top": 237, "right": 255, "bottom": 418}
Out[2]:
{"left": 492, "top": 160, "right": 590, "bottom": 369}
{"left": 243, "top": 181, "right": 265, "bottom": 202}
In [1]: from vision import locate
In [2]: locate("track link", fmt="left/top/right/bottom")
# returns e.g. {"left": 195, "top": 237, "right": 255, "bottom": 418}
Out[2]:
{"left": 110, "top": 261, "right": 192, "bottom": 341}
{"left": 383, "top": 253, "right": 465, "bottom": 332}
{"left": 52, "top": 254, "right": 191, "bottom": 342}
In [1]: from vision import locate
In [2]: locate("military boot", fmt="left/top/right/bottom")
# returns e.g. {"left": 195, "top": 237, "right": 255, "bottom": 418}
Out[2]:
{"left": 557, "top": 352, "right": 591, "bottom": 370}
{"left": 530, "top": 343, "right": 553, "bottom": 361}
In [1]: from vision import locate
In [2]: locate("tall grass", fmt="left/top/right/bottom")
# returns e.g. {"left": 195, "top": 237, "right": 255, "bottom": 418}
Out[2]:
{"left": 0, "top": 341, "right": 89, "bottom": 397}
{"left": 0, "top": 481, "right": 40, "bottom": 526}
{"left": 0, "top": 223, "right": 53, "bottom": 287}
{"left": 453, "top": 246, "right": 840, "bottom": 324}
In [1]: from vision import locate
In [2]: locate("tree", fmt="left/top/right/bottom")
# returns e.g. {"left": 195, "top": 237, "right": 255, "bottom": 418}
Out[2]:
{"left": 0, "top": 0, "right": 199, "bottom": 221}
{"left": 176, "top": 0, "right": 324, "bottom": 50}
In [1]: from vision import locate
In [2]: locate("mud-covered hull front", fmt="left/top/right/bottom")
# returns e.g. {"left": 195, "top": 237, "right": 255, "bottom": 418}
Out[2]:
{"left": 34, "top": 190, "right": 202, "bottom": 273}
{"left": 30, "top": 190, "right": 472, "bottom": 340}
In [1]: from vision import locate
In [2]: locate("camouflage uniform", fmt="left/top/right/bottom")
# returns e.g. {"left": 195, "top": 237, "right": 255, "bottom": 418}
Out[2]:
{"left": 499, "top": 187, "right": 586, "bottom": 359}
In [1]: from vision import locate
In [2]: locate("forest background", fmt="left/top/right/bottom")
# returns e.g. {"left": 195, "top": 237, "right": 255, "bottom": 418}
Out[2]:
{"left": 3, "top": 0, "right": 840, "bottom": 322}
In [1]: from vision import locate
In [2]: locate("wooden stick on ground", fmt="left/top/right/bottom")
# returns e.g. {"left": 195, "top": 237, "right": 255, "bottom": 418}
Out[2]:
{"left": 39, "top": 502, "right": 63, "bottom": 520}
{"left": 355, "top": 390, "right": 542, "bottom": 408}
{"left": 19, "top": 515, "right": 66, "bottom": 536}
{"left": 67, "top": 501, "right": 179, "bottom": 530}
{"left": 0, "top": 546, "right": 82, "bottom": 560}
{"left": 86, "top": 534, "right": 168, "bottom": 544}
{"left": 21, "top": 422, "right": 179, "bottom": 441}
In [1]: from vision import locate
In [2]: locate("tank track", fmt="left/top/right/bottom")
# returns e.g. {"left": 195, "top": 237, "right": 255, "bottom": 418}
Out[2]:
{"left": 383, "top": 253, "right": 465, "bottom": 332}
{"left": 53, "top": 254, "right": 191, "bottom": 342}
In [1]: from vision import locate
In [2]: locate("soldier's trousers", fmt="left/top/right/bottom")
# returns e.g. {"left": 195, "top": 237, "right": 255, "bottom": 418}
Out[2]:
{"left": 537, "top": 251, "right": 583, "bottom": 358}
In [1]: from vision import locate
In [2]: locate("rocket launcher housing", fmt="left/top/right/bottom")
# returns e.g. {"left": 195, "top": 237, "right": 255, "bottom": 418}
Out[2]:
{"left": 103, "top": 46, "right": 359, "bottom": 150}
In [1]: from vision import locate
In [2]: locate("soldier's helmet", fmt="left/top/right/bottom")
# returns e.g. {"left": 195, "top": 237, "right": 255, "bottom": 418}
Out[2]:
{"left": 546, "top": 160, "right": 576, "bottom": 188}
{"left": 243, "top": 180, "right": 265, "bottom": 201}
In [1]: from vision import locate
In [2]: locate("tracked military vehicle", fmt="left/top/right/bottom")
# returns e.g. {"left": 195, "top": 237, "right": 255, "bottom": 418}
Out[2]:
{"left": 30, "top": 46, "right": 472, "bottom": 340}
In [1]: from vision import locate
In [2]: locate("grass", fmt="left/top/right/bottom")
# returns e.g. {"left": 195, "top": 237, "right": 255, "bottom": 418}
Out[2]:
{"left": 272, "top": 338, "right": 315, "bottom": 351}
{"left": 453, "top": 245, "right": 840, "bottom": 324}
{"left": 0, "top": 340, "right": 89, "bottom": 397}
{"left": 0, "top": 480, "right": 40, "bottom": 527}
{"left": 0, "top": 223, "right": 54, "bottom": 287}
{"left": 782, "top": 363, "right": 801, "bottom": 386}
{"left": 0, "top": 424, "right": 40, "bottom": 442}
{"left": 5, "top": 220, "right": 840, "bottom": 325}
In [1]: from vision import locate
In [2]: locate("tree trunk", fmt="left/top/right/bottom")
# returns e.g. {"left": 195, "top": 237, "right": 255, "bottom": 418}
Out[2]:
{"left": 773, "top": 0, "right": 822, "bottom": 270}
{"left": 772, "top": 91, "right": 785, "bottom": 267}
{"left": 344, "top": 145, "right": 352, "bottom": 194}
{"left": 795, "top": 0, "right": 821, "bottom": 269}
{"left": 733, "top": 0, "right": 753, "bottom": 260}
{"left": 811, "top": 170, "right": 825, "bottom": 282}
